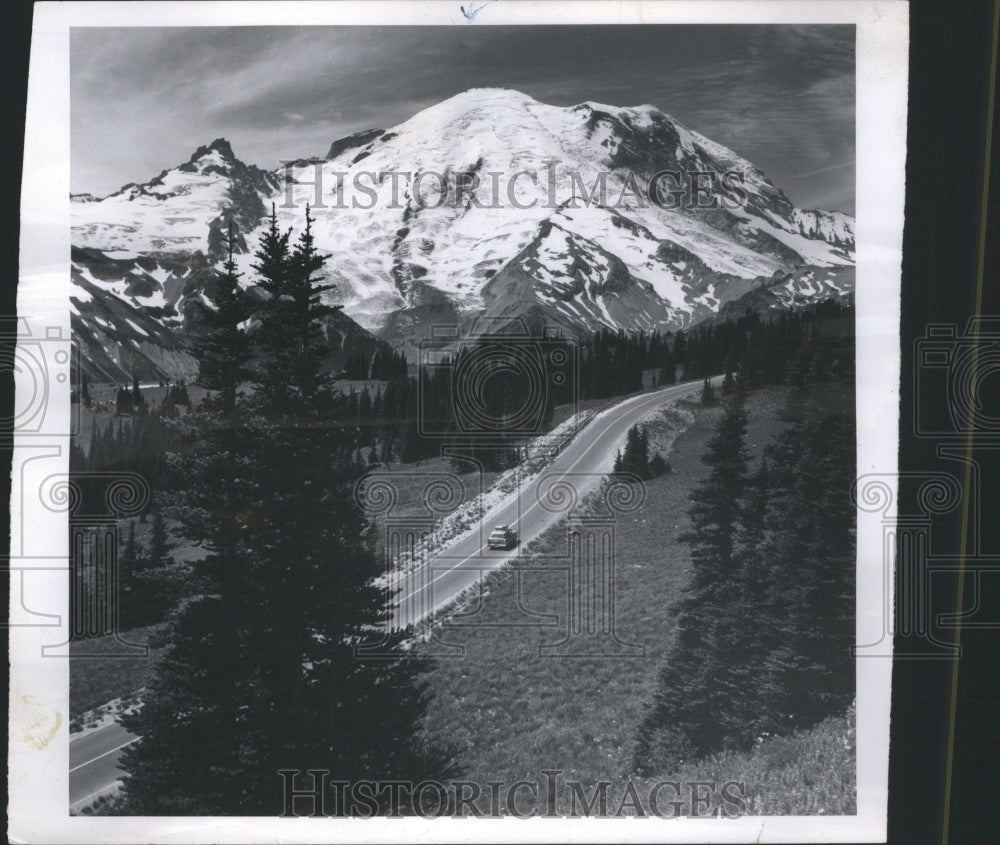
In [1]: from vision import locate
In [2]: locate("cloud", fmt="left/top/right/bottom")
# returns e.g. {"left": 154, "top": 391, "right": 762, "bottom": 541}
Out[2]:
{"left": 71, "top": 24, "right": 854, "bottom": 211}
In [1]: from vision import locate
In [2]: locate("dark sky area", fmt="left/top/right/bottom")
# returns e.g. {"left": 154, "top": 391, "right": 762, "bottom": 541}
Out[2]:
{"left": 71, "top": 24, "right": 854, "bottom": 212}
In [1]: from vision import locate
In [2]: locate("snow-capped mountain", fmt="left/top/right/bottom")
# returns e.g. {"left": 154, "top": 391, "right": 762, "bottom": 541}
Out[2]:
{"left": 71, "top": 139, "right": 285, "bottom": 380}
{"left": 74, "top": 138, "right": 281, "bottom": 259}
{"left": 72, "top": 88, "right": 854, "bottom": 379}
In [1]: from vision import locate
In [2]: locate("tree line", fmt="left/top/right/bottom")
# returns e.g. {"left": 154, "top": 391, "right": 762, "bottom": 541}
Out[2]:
{"left": 336, "top": 301, "right": 853, "bottom": 466}
{"left": 578, "top": 299, "right": 853, "bottom": 400}
{"left": 613, "top": 423, "right": 670, "bottom": 480}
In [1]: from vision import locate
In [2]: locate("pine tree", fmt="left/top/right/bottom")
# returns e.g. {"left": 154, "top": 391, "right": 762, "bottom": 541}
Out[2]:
{"left": 634, "top": 399, "right": 750, "bottom": 773}
{"left": 648, "top": 452, "right": 669, "bottom": 477}
{"left": 119, "top": 503, "right": 179, "bottom": 630}
{"left": 147, "top": 506, "right": 170, "bottom": 569}
{"left": 198, "top": 223, "right": 251, "bottom": 416}
{"left": 737, "top": 457, "right": 769, "bottom": 598}
{"left": 754, "top": 395, "right": 855, "bottom": 734}
{"left": 120, "top": 205, "right": 453, "bottom": 815}
{"left": 658, "top": 361, "right": 675, "bottom": 386}
{"left": 118, "top": 520, "right": 142, "bottom": 629}
{"left": 616, "top": 424, "right": 666, "bottom": 480}
{"left": 249, "top": 204, "right": 295, "bottom": 410}
{"left": 116, "top": 386, "right": 134, "bottom": 415}
{"left": 682, "top": 398, "right": 750, "bottom": 596}
{"left": 252, "top": 203, "right": 339, "bottom": 414}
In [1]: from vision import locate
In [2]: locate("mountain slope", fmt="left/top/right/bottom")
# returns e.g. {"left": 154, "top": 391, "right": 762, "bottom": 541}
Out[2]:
{"left": 263, "top": 88, "right": 853, "bottom": 345}
{"left": 71, "top": 88, "right": 854, "bottom": 375}
{"left": 74, "top": 138, "right": 282, "bottom": 261}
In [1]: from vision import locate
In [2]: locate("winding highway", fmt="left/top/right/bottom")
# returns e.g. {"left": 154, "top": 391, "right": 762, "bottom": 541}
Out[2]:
{"left": 68, "top": 377, "right": 710, "bottom": 808}
{"left": 390, "top": 378, "right": 711, "bottom": 629}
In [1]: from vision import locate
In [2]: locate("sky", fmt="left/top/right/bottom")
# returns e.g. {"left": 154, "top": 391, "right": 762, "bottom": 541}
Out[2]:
{"left": 71, "top": 25, "right": 854, "bottom": 213}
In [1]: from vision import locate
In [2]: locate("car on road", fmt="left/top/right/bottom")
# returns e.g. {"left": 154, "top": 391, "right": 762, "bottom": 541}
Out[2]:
{"left": 487, "top": 524, "right": 518, "bottom": 550}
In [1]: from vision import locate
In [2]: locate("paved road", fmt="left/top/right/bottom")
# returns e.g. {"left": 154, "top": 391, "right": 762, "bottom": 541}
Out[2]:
{"left": 67, "top": 378, "right": 710, "bottom": 806}
{"left": 69, "top": 720, "right": 137, "bottom": 809}
{"left": 392, "top": 378, "right": 711, "bottom": 629}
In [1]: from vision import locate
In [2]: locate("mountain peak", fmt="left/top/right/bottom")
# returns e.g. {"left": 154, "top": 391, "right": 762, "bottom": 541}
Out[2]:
{"left": 426, "top": 87, "right": 539, "bottom": 112}
{"left": 451, "top": 86, "right": 534, "bottom": 100}
{"left": 575, "top": 99, "right": 667, "bottom": 121}
{"left": 439, "top": 89, "right": 673, "bottom": 125}
{"left": 190, "top": 137, "right": 236, "bottom": 163}
{"left": 172, "top": 138, "right": 239, "bottom": 177}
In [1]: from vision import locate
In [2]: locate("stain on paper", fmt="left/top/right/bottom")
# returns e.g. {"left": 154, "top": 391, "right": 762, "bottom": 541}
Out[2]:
{"left": 12, "top": 691, "right": 63, "bottom": 750}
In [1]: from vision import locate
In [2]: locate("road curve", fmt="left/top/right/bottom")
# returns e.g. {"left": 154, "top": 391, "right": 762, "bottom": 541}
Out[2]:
{"left": 67, "top": 378, "right": 712, "bottom": 807}
{"left": 392, "top": 378, "right": 713, "bottom": 629}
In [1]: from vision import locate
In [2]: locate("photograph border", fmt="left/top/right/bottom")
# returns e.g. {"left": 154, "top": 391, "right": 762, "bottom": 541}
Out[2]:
{"left": 11, "top": 2, "right": 907, "bottom": 842}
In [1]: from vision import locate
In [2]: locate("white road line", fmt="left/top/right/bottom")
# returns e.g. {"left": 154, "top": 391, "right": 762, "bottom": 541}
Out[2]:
{"left": 69, "top": 738, "right": 138, "bottom": 773}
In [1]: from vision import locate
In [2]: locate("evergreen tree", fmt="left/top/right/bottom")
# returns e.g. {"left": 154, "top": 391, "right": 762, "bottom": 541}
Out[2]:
{"left": 648, "top": 452, "right": 669, "bottom": 477}
{"left": 147, "top": 506, "right": 170, "bottom": 569}
{"left": 118, "top": 520, "right": 142, "bottom": 628}
{"left": 116, "top": 385, "right": 134, "bottom": 415}
{"left": 398, "top": 381, "right": 423, "bottom": 464}
{"left": 635, "top": 361, "right": 856, "bottom": 775}
{"left": 615, "top": 424, "right": 670, "bottom": 480}
{"left": 754, "top": 397, "right": 855, "bottom": 733}
{"left": 249, "top": 204, "right": 295, "bottom": 410}
{"left": 634, "top": 399, "right": 751, "bottom": 773}
{"left": 658, "top": 360, "right": 675, "bottom": 387}
{"left": 120, "top": 205, "right": 453, "bottom": 815}
{"left": 673, "top": 329, "right": 687, "bottom": 369}
{"left": 680, "top": 399, "right": 749, "bottom": 601}
{"left": 198, "top": 223, "right": 251, "bottom": 416}
{"left": 737, "top": 457, "right": 769, "bottom": 598}
{"left": 624, "top": 424, "right": 649, "bottom": 477}
{"left": 119, "top": 503, "right": 180, "bottom": 630}
{"left": 252, "top": 203, "right": 338, "bottom": 414}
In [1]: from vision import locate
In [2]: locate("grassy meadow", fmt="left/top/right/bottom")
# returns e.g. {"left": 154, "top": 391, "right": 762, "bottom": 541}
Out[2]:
{"left": 416, "top": 387, "right": 857, "bottom": 814}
